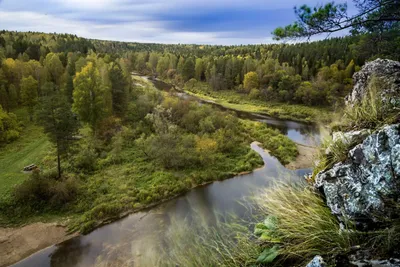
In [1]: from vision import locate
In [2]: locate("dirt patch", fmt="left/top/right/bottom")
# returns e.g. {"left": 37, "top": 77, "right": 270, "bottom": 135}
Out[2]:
{"left": 0, "top": 223, "right": 77, "bottom": 267}
{"left": 285, "top": 144, "right": 318, "bottom": 170}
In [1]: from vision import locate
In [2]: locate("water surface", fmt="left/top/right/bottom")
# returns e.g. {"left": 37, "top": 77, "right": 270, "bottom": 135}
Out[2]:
{"left": 13, "top": 143, "right": 310, "bottom": 267}
{"left": 12, "top": 78, "right": 321, "bottom": 267}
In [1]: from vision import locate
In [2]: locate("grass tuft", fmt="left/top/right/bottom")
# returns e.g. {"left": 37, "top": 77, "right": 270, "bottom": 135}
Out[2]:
{"left": 343, "top": 76, "right": 398, "bottom": 131}
{"left": 255, "top": 182, "right": 356, "bottom": 265}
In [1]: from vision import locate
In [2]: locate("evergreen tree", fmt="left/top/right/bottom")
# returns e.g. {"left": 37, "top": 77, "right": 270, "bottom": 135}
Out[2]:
{"left": 182, "top": 58, "right": 195, "bottom": 82}
{"left": 20, "top": 75, "right": 38, "bottom": 121}
{"left": 0, "top": 85, "right": 9, "bottom": 112}
{"left": 37, "top": 91, "right": 78, "bottom": 178}
{"left": 109, "top": 63, "right": 128, "bottom": 117}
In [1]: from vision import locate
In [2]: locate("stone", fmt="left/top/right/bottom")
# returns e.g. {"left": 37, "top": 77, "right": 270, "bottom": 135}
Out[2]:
{"left": 326, "top": 130, "right": 372, "bottom": 155}
{"left": 345, "top": 58, "right": 400, "bottom": 107}
{"left": 351, "top": 258, "right": 400, "bottom": 267}
{"left": 306, "top": 256, "right": 326, "bottom": 267}
{"left": 23, "top": 164, "right": 38, "bottom": 172}
{"left": 315, "top": 124, "right": 400, "bottom": 228}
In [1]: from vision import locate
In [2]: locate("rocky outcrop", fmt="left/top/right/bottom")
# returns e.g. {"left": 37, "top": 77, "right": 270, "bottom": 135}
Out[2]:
{"left": 316, "top": 58, "right": 400, "bottom": 229}
{"left": 306, "top": 256, "right": 326, "bottom": 267}
{"left": 345, "top": 58, "right": 400, "bottom": 107}
{"left": 316, "top": 124, "right": 400, "bottom": 228}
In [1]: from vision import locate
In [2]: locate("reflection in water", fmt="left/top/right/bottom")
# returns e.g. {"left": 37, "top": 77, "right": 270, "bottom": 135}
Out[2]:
{"left": 12, "top": 143, "right": 311, "bottom": 267}
{"left": 12, "top": 78, "right": 322, "bottom": 267}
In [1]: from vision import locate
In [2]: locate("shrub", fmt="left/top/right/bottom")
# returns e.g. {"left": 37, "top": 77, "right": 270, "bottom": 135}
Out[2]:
{"left": 0, "top": 106, "right": 21, "bottom": 144}
{"left": 73, "top": 146, "right": 98, "bottom": 172}
{"left": 14, "top": 170, "right": 79, "bottom": 210}
{"left": 249, "top": 88, "right": 261, "bottom": 100}
{"left": 97, "top": 116, "right": 122, "bottom": 143}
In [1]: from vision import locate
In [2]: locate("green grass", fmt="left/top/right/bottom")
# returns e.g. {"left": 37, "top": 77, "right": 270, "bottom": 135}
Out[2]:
{"left": 242, "top": 120, "right": 298, "bottom": 164}
{"left": 342, "top": 76, "right": 398, "bottom": 131}
{"left": 182, "top": 81, "right": 332, "bottom": 123}
{"left": 69, "top": 140, "right": 263, "bottom": 233}
{"left": 255, "top": 182, "right": 357, "bottom": 265}
{"left": 0, "top": 110, "right": 52, "bottom": 202}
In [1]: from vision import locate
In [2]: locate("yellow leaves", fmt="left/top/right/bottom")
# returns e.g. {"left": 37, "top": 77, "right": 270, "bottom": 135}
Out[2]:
{"left": 195, "top": 136, "right": 217, "bottom": 154}
{"left": 243, "top": 71, "right": 259, "bottom": 91}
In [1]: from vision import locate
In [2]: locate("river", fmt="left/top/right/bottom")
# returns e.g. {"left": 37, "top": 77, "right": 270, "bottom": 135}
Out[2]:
{"left": 11, "top": 78, "right": 321, "bottom": 267}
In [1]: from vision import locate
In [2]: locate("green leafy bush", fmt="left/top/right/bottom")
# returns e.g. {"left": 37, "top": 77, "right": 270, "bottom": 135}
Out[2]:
{"left": 0, "top": 106, "right": 21, "bottom": 144}
{"left": 14, "top": 170, "right": 79, "bottom": 210}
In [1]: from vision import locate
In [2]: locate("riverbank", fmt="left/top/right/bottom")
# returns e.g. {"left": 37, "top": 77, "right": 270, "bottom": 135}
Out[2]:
{"left": 285, "top": 144, "right": 318, "bottom": 170}
{"left": 178, "top": 80, "right": 332, "bottom": 124}
{"left": 133, "top": 75, "right": 332, "bottom": 124}
{"left": 0, "top": 222, "right": 77, "bottom": 267}
{"left": 1, "top": 137, "right": 315, "bottom": 267}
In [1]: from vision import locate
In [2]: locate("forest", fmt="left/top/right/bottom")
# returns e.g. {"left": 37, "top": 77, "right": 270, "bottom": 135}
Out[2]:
{"left": 0, "top": 30, "right": 304, "bottom": 233}
{"left": 0, "top": 28, "right": 399, "bottom": 225}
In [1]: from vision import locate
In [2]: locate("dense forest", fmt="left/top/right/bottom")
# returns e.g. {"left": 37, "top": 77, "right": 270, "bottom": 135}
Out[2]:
{"left": 0, "top": 28, "right": 398, "bottom": 209}
{"left": 1, "top": 28, "right": 399, "bottom": 118}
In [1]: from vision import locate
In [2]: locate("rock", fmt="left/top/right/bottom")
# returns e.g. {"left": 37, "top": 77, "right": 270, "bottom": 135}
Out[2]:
{"left": 306, "top": 256, "right": 327, "bottom": 267}
{"left": 315, "top": 124, "right": 400, "bottom": 228}
{"left": 351, "top": 258, "right": 400, "bottom": 267}
{"left": 345, "top": 58, "right": 400, "bottom": 107}
{"left": 332, "top": 130, "right": 372, "bottom": 145}
{"left": 326, "top": 130, "right": 372, "bottom": 155}
{"left": 23, "top": 164, "right": 38, "bottom": 172}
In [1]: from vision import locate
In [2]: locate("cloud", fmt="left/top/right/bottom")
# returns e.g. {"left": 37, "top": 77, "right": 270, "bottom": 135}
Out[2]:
{"left": 0, "top": 0, "right": 349, "bottom": 44}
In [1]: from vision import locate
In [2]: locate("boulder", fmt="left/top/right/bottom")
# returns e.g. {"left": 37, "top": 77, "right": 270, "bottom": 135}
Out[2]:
{"left": 351, "top": 258, "right": 400, "bottom": 267}
{"left": 315, "top": 124, "right": 400, "bottom": 228}
{"left": 306, "top": 256, "right": 326, "bottom": 267}
{"left": 345, "top": 58, "right": 400, "bottom": 107}
{"left": 325, "top": 129, "right": 372, "bottom": 155}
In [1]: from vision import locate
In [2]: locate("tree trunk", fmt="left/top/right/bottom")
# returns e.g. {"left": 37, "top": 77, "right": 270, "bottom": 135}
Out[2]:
{"left": 57, "top": 140, "right": 61, "bottom": 179}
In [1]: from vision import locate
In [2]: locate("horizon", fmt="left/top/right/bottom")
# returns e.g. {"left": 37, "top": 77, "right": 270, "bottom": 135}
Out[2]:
{"left": 0, "top": 0, "right": 352, "bottom": 45}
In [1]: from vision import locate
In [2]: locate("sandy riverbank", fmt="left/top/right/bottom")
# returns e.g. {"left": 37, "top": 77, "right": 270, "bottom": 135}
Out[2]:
{"left": 285, "top": 144, "right": 318, "bottom": 170}
{"left": 0, "top": 222, "right": 77, "bottom": 267}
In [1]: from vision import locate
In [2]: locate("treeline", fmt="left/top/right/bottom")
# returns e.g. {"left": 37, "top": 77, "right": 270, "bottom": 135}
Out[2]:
{"left": 0, "top": 30, "right": 398, "bottom": 123}
{"left": 92, "top": 30, "right": 398, "bottom": 107}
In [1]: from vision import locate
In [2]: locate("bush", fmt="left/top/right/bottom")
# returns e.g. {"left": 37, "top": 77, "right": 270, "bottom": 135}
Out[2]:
{"left": 249, "top": 88, "right": 261, "bottom": 100}
{"left": 73, "top": 146, "right": 98, "bottom": 172}
{"left": 0, "top": 106, "right": 21, "bottom": 144}
{"left": 14, "top": 170, "right": 79, "bottom": 210}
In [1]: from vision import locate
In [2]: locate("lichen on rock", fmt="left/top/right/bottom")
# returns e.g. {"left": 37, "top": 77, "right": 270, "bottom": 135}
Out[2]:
{"left": 306, "top": 255, "right": 327, "bottom": 267}
{"left": 316, "top": 124, "right": 400, "bottom": 228}
{"left": 346, "top": 58, "right": 400, "bottom": 107}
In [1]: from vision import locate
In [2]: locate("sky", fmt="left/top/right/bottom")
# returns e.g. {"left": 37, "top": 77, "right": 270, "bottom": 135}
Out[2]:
{"left": 0, "top": 0, "right": 351, "bottom": 45}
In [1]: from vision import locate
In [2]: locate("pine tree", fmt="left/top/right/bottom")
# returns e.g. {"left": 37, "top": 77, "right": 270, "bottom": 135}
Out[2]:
{"left": 20, "top": 76, "right": 38, "bottom": 121}
{"left": 37, "top": 92, "right": 78, "bottom": 178}
{"left": 109, "top": 63, "right": 128, "bottom": 117}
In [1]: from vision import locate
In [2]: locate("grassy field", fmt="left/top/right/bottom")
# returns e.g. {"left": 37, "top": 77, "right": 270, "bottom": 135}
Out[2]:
{"left": 0, "top": 109, "right": 52, "bottom": 202}
{"left": 181, "top": 81, "right": 332, "bottom": 123}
